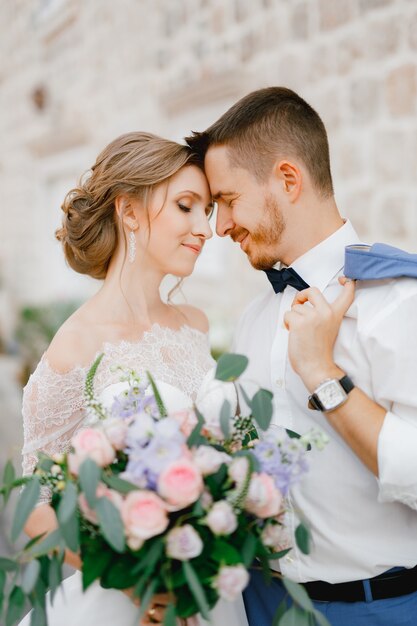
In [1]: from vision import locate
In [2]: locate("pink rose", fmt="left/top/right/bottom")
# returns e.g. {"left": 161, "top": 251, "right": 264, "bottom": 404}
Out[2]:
{"left": 261, "top": 522, "right": 291, "bottom": 552}
{"left": 158, "top": 459, "right": 203, "bottom": 508}
{"left": 228, "top": 457, "right": 249, "bottom": 486}
{"left": 121, "top": 491, "right": 169, "bottom": 550}
{"left": 171, "top": 409, "right": 198, "bottom": 437}
{"left": 103, "top": 418, "right": 129, "bottom": 451}
{"left": 78, "top": 483, "right": 123, "bottom": 525}
{"left": 69, "top": 428, "right": 116, "bottom": 474}
{"left": 205, "top": 501, "right": 237, "bottom": 536}
{"left": 193, "top": 446, "right": 231, "bottom": 476}
{"left": 245, "top": 473, "right": 283, "bottom": 518}
{"left": 213, "top": 565, "right": 249, "bottom": 601}
{"left": 166, "top": 525, "right": 203, "bottom": 560}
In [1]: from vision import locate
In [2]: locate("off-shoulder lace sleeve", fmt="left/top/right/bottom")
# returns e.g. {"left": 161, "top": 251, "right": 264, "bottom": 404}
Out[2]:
{"left": 22, "top": 356, "right": 87, "bottom": 505}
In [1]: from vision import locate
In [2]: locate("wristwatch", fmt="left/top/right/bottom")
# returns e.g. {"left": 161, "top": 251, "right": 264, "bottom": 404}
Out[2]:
{"left": 308, "top": 375, "right": 354, "bottom": 412}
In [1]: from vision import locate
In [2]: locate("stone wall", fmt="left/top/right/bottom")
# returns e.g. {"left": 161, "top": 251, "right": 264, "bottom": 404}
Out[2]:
{"left": 0, "top": 0, "right": 416, "bottom": 349}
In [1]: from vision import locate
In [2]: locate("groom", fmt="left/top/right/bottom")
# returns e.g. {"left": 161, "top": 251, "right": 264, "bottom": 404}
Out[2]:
{"left": 186, "top": 87, "right": 417, "bottom": 626}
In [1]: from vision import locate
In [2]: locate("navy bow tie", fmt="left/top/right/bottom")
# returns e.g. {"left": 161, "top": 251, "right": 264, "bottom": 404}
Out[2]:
{"left": 264, "top": 267, "right": 310, "bottom": 294}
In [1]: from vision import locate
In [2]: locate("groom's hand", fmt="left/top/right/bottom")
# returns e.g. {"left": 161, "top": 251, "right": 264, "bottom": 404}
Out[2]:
{"left": 283, "top": 277, "right": 355, "bottom": 391}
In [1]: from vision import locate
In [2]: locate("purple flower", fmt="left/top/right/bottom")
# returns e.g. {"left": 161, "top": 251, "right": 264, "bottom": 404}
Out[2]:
{"left": 253, "top": 438, "right": 309, "bottom": 496}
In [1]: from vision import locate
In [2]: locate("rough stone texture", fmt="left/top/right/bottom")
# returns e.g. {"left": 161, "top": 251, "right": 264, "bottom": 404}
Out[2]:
{"left": 0, "top": 0, "right": 416, "bottom": 348}
{"left": 385, "top": 64, "right": 417, "bottom": 117}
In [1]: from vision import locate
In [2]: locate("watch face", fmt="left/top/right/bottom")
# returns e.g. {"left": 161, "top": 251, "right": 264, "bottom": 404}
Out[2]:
{"left": 317, "top": 380, "right": 347, "bottom": 410}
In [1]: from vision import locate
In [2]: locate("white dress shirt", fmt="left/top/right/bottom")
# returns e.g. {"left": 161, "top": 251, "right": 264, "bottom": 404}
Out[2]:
{"left": 234, "top": 220, "right": 417, "bottom": 584}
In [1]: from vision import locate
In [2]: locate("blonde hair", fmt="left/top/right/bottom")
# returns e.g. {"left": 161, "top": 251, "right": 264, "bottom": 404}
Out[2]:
{"left": 56, "top": 132, "right": 201, "bottom": 279}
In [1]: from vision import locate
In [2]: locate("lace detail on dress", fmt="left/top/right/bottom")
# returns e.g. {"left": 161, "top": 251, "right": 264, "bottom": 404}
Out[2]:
{"left": 22, "top": 324, "right": 215, "bottom": 503}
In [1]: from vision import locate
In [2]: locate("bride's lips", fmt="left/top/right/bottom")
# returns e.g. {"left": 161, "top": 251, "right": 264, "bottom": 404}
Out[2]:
{"left": 182, "top": 243, "right": 202, "bottom": 254}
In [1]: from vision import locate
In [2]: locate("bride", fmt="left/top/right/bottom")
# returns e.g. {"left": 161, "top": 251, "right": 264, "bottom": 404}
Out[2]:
{"left": 20, "top": 132, "right": 248, "bottom": 626}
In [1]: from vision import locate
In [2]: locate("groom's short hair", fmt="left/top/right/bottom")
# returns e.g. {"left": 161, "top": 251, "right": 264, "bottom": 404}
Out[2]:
{"left": 186, "top": 86, "right": 334, "bottom": 198}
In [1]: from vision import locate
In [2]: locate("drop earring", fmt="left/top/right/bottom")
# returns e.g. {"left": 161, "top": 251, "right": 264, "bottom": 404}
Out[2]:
{"left": 128, "top": 230, "right": 136, "bottom": 263}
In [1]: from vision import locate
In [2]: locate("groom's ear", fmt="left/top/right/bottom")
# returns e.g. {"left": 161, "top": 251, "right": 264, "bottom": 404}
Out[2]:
{"left": 273, "top": 160, "right": 302, "bottom": 202}
{"left": 115, "top": 195, "right": 139, "bottom": 230}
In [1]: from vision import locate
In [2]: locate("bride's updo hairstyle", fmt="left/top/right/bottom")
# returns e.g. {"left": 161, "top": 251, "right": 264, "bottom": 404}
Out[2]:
{"left": 56, "top": 132, "right": 201, "bottom": 279}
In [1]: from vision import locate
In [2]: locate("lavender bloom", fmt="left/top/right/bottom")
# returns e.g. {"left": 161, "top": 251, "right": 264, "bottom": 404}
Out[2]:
{"left": 111, "top": 386, "right": 160, "bottom": 420}
{"left": 142, "top": 435, "right": 183, "bottom": 475}
{"left": 253, "top": 438, "right": 309, "bottom": 496}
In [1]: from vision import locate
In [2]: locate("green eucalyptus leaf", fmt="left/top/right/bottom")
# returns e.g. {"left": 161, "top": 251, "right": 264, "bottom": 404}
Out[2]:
{"left": 282, "top": 577, "right": 314, "bottom": 612}
{"left": 182, "top": 560, "right": 210, "bottom": 621}
{"left": 101, "top": 473, "right": 137, "bottom": 494}
{"left": 11, "top": 477, "right": 40, "bottom": 542}
{"left": 295, "top": 523, "right": 311, "bottom": 555}
{"left": 0, "top": 557, "right": 19, "bottom": 572}
{"left": 22, "top": 559, "right": 41, "bottom": 594}
{"left": 272, "top": 598, "right": 288, "bottom": 626}
{"left": 285, "top": 429, "right": 301, "bottom": 440}
{"left": 279, "top": 605, "right": 311, "bottom": 626}
{"left": 30, "top": 604, "right": 47, "bottom": 626}
{"left": 0, "top": 570, "right": 6, "bottom": 612}
{"left": 57, "top": 481, "right": 78, "bottom": 525}
{"left": 79, "top": 459, "right": 100, "bottom": 508}
{"left": 251, "top": 389, "right": 273, "bottom": 431}
{"left": 212, "top": 540, "right": 242, "bottom": 565}
{"left": 6, "top": 586, "right": 25, "bottom": 626}
{"left": 36, "top": 455, "right": 55, "bottom": 473}
{"left": 220, "top": 400, "right": 231, "bottom": 439}
{"left": 267, "top": 548, "right": 292, "bottom": 560}
{"left": 60, "top": 512, "right": 79, "bottom": 553}
{"left": 215, "top": 353, "right": 248, "bottom": 382}
{"left": 95, "top": 497, "right": 125, "bottom": 553}
{"left": 48, "top": 554, "right": 63, "bottom": 603}
{"left": 147, "top": 371, "right": 167, "bottom": 417}
{"left": 187, "top": 408, "right": 205, "bottom": 447}
{"left": 82, "top": 546, "right": 113, "bottom": 590}
{"left": 163, "top": 603, "right": 177, "bottom": 626}
{"left": 241, "top": 533, "right": 257, "bottom": 568}
{"left": 26, "top": 529, "right": 63, "bottom": 558}
{"left": 238, "top": 384, "right": 252, "bottom": 410}
{"left": 136, "top": 578, "right": 158, "bottom": 623}
{"left": 3, "top": 460, "right": 15, "bottom": 483}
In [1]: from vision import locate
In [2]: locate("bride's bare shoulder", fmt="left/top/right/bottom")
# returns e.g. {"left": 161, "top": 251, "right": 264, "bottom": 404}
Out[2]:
{"left": 174, "top": 304, "right": 209, "bottom": 334}
{"left": 45, "top": 313, "right": 101, "bottom": 374}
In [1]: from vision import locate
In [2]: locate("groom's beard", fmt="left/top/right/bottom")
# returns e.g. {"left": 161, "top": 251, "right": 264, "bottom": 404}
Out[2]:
{"left": 239, "top": 193, "right": 286, "bottom": 271}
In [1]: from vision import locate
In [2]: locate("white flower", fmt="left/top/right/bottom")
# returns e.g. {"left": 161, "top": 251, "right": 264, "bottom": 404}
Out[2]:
{"left": 201, "top": 490, "right": 214, "bottom": 510}
{"left": 166, "top": 525, "right": 203, "bottom": 561}
{"left": 213, "top": 565, "right": 250, "bottom": 601}
{"left": 228, "top": 457, "right": 249, "bottom": 486}
{"left": 103, "top": 417, "right": 129, "bottom": 450}
{"left": 193, "top": 446, "right": 231, "bottom": 476}
{"left": 205, "top": 501, "right": 238, "bottom": 536}
{"left": 127, "top": 413, "right": 155, "bottom": 445}
{"left": 196, "top": 368, "right": 238, "bottom": 440}
{"left": 155, "top": 417, "right": 182, "bottom": 440}
{"left": 261, "top": 523, "right": 291, "bottom": 552}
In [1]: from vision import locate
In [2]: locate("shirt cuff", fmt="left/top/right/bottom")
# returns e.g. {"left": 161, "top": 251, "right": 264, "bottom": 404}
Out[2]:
{"left": 377, "top": 411, "right": 417, "bottom": 510}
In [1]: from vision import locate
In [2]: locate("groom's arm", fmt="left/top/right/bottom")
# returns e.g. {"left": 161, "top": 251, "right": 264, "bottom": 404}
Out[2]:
{"left": 284, "top": 281, "right": 417, "bottom": 511}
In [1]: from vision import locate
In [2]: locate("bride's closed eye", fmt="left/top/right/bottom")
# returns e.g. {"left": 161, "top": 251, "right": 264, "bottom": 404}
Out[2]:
{"left": 177, "top": 201, "right": 192, "bottom": 213}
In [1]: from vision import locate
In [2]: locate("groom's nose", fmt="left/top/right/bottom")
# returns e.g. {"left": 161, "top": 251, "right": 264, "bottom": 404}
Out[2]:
{"left": 216, "top": 205, "right": 235, "bottom": 238}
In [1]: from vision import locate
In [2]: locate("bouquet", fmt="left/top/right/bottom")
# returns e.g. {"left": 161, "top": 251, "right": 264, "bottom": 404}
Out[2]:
{"left": 0, "top": 353, "right": 330, "bottom": 626}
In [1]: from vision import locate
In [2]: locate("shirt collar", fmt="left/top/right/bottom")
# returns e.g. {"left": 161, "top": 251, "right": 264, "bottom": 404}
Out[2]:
{"left": 274, "top": 220, "right": 363, "bottom": 292}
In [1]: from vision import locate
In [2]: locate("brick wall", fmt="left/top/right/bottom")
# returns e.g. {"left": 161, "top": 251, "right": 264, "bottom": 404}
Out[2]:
{"left": 0, "top": 0, "right": 416, "bottom": 348}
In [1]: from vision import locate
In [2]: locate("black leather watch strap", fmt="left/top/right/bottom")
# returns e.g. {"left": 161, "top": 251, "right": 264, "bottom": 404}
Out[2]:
{"left": 339, "top": 374, "right": 354, "bottom": 394}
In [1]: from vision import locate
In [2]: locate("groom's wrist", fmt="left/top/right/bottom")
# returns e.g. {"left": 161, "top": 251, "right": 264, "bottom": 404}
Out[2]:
{"left": 301, "top": 363, "right": 345, "bottom": 393}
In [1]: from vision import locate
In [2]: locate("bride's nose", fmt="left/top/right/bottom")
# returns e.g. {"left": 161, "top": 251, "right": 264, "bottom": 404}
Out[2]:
{"left": 192, "top": 213, "right": 213, "bottom": 240}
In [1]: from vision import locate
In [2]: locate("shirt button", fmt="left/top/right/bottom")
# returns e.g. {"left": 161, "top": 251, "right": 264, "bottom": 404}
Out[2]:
{"left": 276, "top": 378, "right": 285, "bottom": 389}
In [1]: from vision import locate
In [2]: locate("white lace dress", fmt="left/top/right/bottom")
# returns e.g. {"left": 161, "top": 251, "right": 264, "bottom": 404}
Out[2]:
{"left": 20, "top": 324, "right": 249, "bottom": 626}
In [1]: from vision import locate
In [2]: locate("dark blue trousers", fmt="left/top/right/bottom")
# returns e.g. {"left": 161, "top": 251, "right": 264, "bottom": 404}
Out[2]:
{"left": 243, "top": 569, "right": 417, "bottom": 626}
